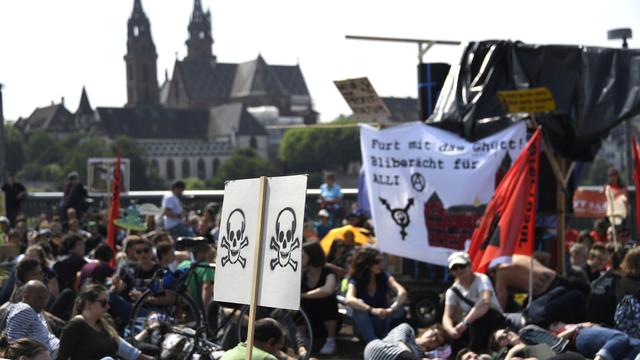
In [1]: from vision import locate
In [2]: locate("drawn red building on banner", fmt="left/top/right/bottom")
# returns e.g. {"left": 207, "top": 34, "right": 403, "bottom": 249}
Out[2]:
{"left": 424, "top": 153, "right": 511, "bottom": 250}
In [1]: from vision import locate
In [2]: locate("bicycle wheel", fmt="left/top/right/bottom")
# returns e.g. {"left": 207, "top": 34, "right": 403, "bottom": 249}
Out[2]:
{"left": 127, "top": 290, "right": 202, "bottom": 348}
{"left": 236, "top": 305, "right": 314, "bottom": 360}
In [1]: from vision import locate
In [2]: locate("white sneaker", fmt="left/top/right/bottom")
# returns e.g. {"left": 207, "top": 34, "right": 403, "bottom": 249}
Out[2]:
{"left": 319, "top": 337, "right": 336, "bottom": 355}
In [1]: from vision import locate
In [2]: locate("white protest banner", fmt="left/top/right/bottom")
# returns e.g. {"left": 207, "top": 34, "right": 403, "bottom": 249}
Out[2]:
{"left": 360, "top": 121, "right": 526, "bottom": 266}
{"left": 214, "top": 175, "right": 307, "bottom": 310}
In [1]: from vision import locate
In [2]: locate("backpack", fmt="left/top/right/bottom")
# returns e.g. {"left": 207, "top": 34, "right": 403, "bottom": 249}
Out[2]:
{"left": 614, "top": 294, "right": 640, "bottom": 338}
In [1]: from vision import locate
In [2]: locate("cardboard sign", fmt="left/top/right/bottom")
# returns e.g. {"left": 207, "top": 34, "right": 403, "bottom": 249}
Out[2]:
{"left": 497, "top": 87, "right": 556, "bottom": 114}
{"left": 573, "top": 188, "right": 607, "bottom": 218}
{"left": 214, "top": 175, "right": 307, "bottom": 310}
{"left": 88, "top": 158, "right": 131, "bottom": 193}
{"left": 0, "top": 192, "right": 5, "bottom": 217}
{"left": 334, "top": 77, "right": 391, "bottom": 117}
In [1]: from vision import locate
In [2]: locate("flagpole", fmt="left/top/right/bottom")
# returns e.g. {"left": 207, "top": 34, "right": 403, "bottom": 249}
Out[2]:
{"left": 528, "top": 256, "right": 534, "bottom": 307}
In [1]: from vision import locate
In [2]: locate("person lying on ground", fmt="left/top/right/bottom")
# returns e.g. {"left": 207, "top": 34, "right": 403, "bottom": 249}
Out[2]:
{"left": 363, "top": 322, "right": 449, "bottom": 360}
{"left": 489, "top": 327, "right": 584, "bottom": 360}
{"left": 490, "top": 254, "right": 588, "bottom": 327}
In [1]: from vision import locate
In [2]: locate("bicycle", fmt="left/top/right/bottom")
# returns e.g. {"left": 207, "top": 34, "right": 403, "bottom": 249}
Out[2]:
{"left": 127, "top": 238, "right": 239, "bottom": 359}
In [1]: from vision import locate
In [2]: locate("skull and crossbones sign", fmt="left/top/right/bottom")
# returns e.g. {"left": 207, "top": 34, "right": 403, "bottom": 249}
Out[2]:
{"left": 269, "top": 207, "right": 300, "bottom": 271}
{"left": 220, "top": 208, "right": 249, "bottom": 268}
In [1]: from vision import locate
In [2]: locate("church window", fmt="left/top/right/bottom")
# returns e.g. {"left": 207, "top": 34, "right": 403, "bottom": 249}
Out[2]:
{"left": 143, "top": 64, "right": 149, "bottom": 81}
{"left": 128, "top": 65, "right": 133, "bottom": 81}
{"left": 166, "top": 159, "right": 175, "bottom": 180}
{"left": 197, "top": 159, "right": 206, "bottom": 179}
{"left": 133, "top": 26, "right": 140, "bottom": 37}
{"left": 150, "top": 159, "right": 159, "bottom": 173}
{"left": 182, "top": 159, "right": 191, "bottom": 178}
{"left": 213, "top": 158, "right": 220, "bottom": 176}
{"left": 250, "top": 136, "right": 258, "bottom": 149}
{"left": 199, "top": 31, "right": 205, "bottom": 39}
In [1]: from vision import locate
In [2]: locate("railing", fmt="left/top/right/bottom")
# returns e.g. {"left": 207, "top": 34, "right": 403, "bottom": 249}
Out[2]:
{"left": 20, "top": 188, "right": 360, "bottom": 225}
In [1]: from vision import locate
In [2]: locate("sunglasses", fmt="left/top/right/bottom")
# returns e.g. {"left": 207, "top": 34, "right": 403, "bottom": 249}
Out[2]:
{"left": 96, "top": 299, "right": 110, "bottom": 308}
{"left": 450, "top": 263, "right": 468, "bottom": 271}
{"left": 136, "top": 247, "right": 151, "bottom": 254}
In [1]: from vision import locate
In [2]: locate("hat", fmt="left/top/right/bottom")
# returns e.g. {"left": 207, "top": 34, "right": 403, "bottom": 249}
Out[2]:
{"left": 67, "top": 171, "right": 79, "bottom": 179}
{"left": 318, "top": 209, "right": 330, "bottom": 218}
{"left": 37, "top": 229, "right": 52, "bottom": 237}
{"left": 447, "top": 251, "right": 470, "bottom": 269}
{"left": 0, "top": 216, "right": 9, "bottom": 226}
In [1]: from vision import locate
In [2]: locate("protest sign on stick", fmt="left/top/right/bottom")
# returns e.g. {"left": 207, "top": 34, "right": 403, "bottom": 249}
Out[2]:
{"left": 214, "top": 175, "right": 307, "bottom": 358}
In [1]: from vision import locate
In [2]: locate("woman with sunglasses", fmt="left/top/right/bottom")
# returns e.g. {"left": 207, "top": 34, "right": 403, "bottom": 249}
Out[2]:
{"left": 345, "top": 247, "right": 407, "bottom": 344}
{"left": 58, "top": 284, "right": 153, "bottom": 360}
{"left": 442, "top": 252, "right": 503, "bottom": 353}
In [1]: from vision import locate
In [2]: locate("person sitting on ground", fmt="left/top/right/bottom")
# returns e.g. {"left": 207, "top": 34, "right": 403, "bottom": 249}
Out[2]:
{"left": 300, "top": 241, "right": 339, "bottom": 355}
{"left": 566, "top": 243, "right": 589, "bottom": 284}
{"left": 491, "top": 254, "right": 587, "bottom": 328}
{"left": 615, "top": 246, "right": 640, "bottom": 302}
{"left": 315, "top": 209, "right": 332, "bottom": 240}
{"left": 0, "top": 337, "right": 51, "bottom": 360}
{"left": 78, "top": 243, "right": 114, "bottom": 288}
{"left": 155, "top": 241, "right": 178, "bottom": 271}
{"left": 5, "top": 280, "right": 59, "bottom": 357}
{"left": 177, "top": 242, "right": 214, "bottom": 312}
{"left": 583, "top": 244, "right": 608, "bottom": 282}
{"left": 9, "top": 258, "right": 45, "bottom": 304}
{"left": 84, "top": 221, "right": 104, "bottom": 255}
{"left": 442, "top": 252, "right": 504, "bottom": 353}
{"left": 364, "top": 323, "right": 449, "bottom": 360}
{"left": 53, "top": 235, "right": 87, "bottom": 292}
{"left": 345, "top": 247, "right": 407, "bottom": 344}
{"left": 57, "top": 284, "right": 153, "bottom": 360}
{"left": 113, "top": 238, "right": 158, "bottom": 302}
{"left": 221, "top": 317, "right": 297, "bottom": 360}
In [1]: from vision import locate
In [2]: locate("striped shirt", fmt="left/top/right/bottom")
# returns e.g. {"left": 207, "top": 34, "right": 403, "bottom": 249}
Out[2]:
{"left": 6, "top": 302, "right": 60, "bottom": 356}
{"left": 364, "top": 323, "right": 422, "bottom": 360}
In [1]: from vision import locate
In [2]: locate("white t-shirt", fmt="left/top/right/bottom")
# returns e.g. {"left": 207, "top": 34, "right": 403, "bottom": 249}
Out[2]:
{"left": 445, "top": 273, "right": 502, "bottom": 317}
{"left": 162, "top": 192, "right": 183, "bottom": 230}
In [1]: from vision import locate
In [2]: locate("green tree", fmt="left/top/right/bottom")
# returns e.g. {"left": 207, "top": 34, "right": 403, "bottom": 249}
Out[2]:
{"left": 4, "top": 124, "right": 25, "bottom": 174}
{"left": 279, "top": 120, "right": 360, "bottom": 172}
{"left": 112, "top": 135, "right": 157, "bottom": 190}
{"left": 185, "top": 176, "right": 207, "bottom": 190}
{"left": 62, "top": 136, "right": 111, "bottom": 183}
{"left": 24, "top": 131, "right": 64, "bottom": 166}
{"left": 213, "top": 148, "right": 279, "bottom": 188}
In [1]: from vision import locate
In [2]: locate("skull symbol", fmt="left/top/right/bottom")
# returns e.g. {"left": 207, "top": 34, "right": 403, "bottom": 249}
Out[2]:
{"left": 269, "top": 207, "right": 300, "bottom": 271}
{"left": 220, "top": 208, "right": 249, "bottom": 268}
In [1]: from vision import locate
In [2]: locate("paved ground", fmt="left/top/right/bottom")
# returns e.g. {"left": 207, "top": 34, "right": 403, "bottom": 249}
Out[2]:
{"left": 308, "top": 325, "right": 365, "bottom": 360}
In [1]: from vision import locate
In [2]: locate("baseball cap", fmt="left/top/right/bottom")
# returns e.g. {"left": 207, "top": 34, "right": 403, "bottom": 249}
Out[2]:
{"left": 318, "top": 209, "right": 330, "bottom": 218}
{"left": 0, "top": 216, "right": 9, "bottom": 226}
{"left": 447, "top": 251, "right": 470, "bottom": 269}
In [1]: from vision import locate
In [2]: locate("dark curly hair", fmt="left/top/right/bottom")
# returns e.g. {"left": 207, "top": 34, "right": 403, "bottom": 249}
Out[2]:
{"left": 349, "top": 247, "right": 382, "bottom": 286}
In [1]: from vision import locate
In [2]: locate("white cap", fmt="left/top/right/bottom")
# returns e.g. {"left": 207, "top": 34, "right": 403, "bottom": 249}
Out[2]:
{"left": 318, "top": 209, "right": 330, "bottom": 218}
{"left": 447, "top": 251, "right": 470, "bottom": 269}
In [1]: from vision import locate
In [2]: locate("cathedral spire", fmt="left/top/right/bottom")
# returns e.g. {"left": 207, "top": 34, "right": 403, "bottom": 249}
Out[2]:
{"left": 124, "top": 0, "right": 159, "bottom": 106}
{"left": 185, "top": 0, "right": 215, "bottom": 61}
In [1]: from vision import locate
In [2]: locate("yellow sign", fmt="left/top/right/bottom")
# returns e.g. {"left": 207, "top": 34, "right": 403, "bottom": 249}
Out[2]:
{"left": 0, "top": 192, "right": 5, "bottom": 217}
{"left": 497, "top": 87, "right": 556, "bottom": 114}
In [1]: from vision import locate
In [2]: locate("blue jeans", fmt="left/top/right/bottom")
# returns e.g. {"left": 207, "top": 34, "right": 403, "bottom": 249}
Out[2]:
{"left": 351, "top": 308, "right": 404, "bottom": 344}
{"left": 575, "top": 327, "right": 640, "bottom": 360}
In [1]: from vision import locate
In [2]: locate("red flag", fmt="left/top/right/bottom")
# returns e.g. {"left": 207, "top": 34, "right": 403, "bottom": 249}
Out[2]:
{"left": 469, "top": 128, "right": 542, "bottom": 273}
{"left": 106, "top": 154, "right": 121, "bottom": 267}
{"left": 632, "top": 136, "right": 640, "bottom": 235}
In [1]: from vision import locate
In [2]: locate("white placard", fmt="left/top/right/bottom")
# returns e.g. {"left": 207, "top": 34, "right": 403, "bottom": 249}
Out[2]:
{"left": 214, "top": 175, "right": 307, "bottom": 310}
{"left": 87, "top": 158, "right": 131, "bottom": 193}
{"left": 360, "top": 121, "right": 526, "bottom": 266}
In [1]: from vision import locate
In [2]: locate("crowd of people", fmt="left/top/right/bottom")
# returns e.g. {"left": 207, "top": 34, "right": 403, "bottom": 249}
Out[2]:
{"left": 1, "top": 168, "right": 640, "bottom": 360}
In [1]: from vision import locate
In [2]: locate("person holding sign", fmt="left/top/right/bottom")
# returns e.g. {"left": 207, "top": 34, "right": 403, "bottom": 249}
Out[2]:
{"left": 345, "top": 247, "right": 407, "bottom": 344}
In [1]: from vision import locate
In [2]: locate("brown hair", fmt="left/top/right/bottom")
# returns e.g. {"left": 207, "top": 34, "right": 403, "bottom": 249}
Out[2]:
{"left": 73, "top": 284, "right": 119, "bottom": 341}
{"left": 621, "top": 247, "right": 640, "bottom": 278}
{"left": 349, "top": 247, "right": 382, "bottom": 286}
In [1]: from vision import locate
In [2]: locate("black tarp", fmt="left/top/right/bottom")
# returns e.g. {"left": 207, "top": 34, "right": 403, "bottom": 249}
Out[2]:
{"left": 427, "top": 40, "right": 640, "bottom": 161}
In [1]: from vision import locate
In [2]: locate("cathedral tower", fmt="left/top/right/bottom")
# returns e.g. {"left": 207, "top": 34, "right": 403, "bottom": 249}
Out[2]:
{"left": 185, "top": 0, "right": 216, "bottom": 61}
{"left": 124, "top": 0, "right": 159, "bottom": 106}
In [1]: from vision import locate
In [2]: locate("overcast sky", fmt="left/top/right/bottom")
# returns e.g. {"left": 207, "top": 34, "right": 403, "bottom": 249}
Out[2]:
{"left": 0, "top": 0, "right": 639, "bottom": 122}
